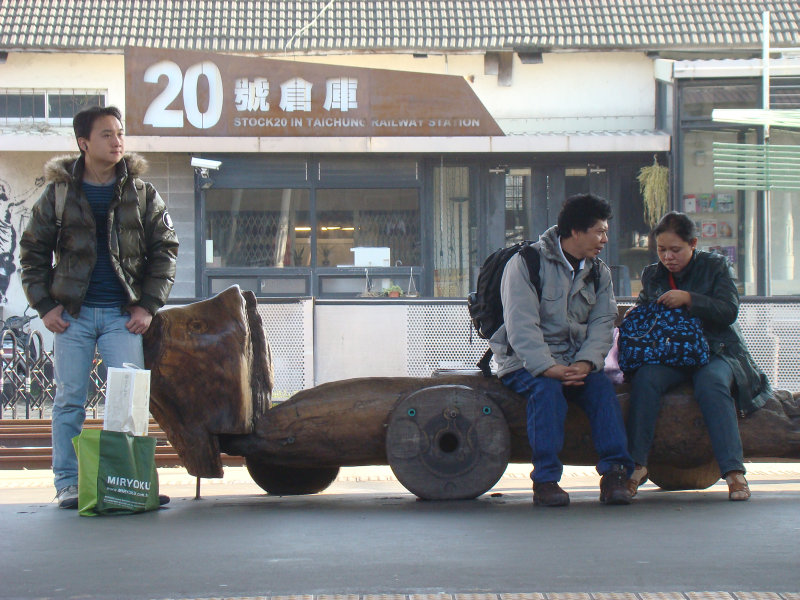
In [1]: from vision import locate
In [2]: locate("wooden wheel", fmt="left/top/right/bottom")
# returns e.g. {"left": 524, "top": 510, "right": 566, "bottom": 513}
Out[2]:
{"left": 385, "top": 384, "right": 510, "bottom": 500}
{"left": 647, "top": 461, "right": 720, "bottom": 490}
{"left": 245, "top": 457, "right": 339, "bottom": 495}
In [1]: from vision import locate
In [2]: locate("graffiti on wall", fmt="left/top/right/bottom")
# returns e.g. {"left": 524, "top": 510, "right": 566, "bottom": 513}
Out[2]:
{"left": 0, "top": 177, "right": 44, "bottom": 304}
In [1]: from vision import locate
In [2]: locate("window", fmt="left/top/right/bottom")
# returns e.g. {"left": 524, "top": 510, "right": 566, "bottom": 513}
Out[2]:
{"left": 680, "top": 128, "right": 759, "bottom": 294}
{"left": 504, "top": 168, "right": 531, "bottom": 245}
{"left": 205, "top": 188, "right": 311, "bottom": 268}
{"left": 680, "top": 84, "right": 758, "bottom": 120}
{"left": 766, "top": 128, "right": 800, "bottom": 295}
{"left": 433, "top": 166, "right": 473, "bottom": 297}
{"left": 316, "top": 188, "right": 420, "bottom": 268}
{"left": 0, "top": 90, "right": 106, "bottom": 125}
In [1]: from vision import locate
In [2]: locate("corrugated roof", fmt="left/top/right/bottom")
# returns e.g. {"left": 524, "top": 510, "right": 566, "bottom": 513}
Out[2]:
{"left": 1, "top": 1, "right": 799, "bottom": 54}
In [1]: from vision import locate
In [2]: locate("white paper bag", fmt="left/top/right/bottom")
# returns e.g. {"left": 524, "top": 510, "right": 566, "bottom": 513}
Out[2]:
{"left": 103, "top": 364, "right": 151, "bottom": 436}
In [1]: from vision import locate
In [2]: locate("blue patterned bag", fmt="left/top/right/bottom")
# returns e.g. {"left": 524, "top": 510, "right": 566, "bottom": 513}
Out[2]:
{"left": 617, "top": 302, "right": 709, "bottom": 373}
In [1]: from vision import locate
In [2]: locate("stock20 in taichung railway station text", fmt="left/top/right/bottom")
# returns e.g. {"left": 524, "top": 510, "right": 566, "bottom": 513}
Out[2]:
{"left": 124, "top": 47, "right": 503, "bottom": 138}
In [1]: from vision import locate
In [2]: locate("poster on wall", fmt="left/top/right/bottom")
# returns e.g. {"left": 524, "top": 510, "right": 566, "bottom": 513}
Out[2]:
{"left": 124, "top": 47, "right": 503, "bottom": 138}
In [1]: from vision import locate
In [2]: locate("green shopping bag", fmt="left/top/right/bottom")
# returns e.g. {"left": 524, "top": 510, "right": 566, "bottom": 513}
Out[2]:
{"left": 72, "top": 429, "right": 160, "bottom": 516}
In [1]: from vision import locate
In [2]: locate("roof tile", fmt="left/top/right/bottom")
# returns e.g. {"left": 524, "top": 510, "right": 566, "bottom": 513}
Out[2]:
{"left": 0, "top": 1, "right": 799, "bottom": 52}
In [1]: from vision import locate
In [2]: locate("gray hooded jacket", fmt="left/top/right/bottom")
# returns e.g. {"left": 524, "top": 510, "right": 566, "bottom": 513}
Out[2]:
{"left": 490, "top": 225, "right": 618, "bottom": 378}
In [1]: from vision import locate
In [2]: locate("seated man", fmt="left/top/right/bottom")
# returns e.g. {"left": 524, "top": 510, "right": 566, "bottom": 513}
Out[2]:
{"left": 491, "top": 193, "right": 634, "bottom": 507}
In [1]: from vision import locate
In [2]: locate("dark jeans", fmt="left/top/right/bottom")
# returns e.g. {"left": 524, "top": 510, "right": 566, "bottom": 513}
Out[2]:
{"left": 627, "top": 356, "right": 744, "bottom": 477}
{"left": 501, "top": 368, "right": 634, "bottom": 484}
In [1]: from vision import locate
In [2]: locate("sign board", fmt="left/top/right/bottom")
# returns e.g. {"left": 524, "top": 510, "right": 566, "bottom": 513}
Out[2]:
{"left": 125, "top": 47, "right": 503, "bottom": 137}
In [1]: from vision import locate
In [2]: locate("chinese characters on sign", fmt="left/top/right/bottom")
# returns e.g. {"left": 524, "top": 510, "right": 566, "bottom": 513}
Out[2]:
{"left": 234, "top": 77, "right": 270, "bottom": 112}
{"left": 125, "top": 47, "right": 504, "bottom": 137}
{"left": 235, "top": 76, "right": 359, "bottom": 114}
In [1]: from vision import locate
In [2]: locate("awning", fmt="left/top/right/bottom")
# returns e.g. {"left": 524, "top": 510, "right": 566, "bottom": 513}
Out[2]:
{"left": 0, "top": 131, "right": 670, "bottom": 154}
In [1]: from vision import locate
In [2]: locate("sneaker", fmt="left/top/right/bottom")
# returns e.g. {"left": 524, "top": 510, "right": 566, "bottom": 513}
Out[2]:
{"left": 533, "top": 481, "right": 570, "bottom": 507}
{"left": 158, "top": 494, "right": 170, "bottom": 506}
{"left": 56, "top": 485, "right": 79, "bottom": 509}
{"left": 599, "top": 465, "right": 633, "bottom": 505}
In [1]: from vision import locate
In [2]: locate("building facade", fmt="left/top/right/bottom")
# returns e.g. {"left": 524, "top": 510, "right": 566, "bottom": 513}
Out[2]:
{"left": 1, "top": 2, "right": 800, "bottom": 386}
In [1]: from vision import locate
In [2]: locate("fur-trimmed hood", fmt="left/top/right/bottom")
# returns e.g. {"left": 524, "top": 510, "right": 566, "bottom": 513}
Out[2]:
{"left": 43, "top": 152, "right": 149, "bottom": 184}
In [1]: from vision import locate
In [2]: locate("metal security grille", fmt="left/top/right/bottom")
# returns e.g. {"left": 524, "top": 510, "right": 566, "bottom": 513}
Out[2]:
{"left": 406, "top": 303, "right": 491, "bottom": 376}
{"left": 347, "top": 210, "right": 420, "bottom": 265}
{"left": 739, "top": 302, "right": 800, "bottom": 392}
{"left": 256, "top": 300, "right": 311, "bottom": 401}
{"left": 208, "top": 211, "right": 285, "bottom": 267}
{"left": 405, "top": 301, "right": 800, "bottom": 393}
{"left": 209, "top": 209, "right": 420, "bottom": 267}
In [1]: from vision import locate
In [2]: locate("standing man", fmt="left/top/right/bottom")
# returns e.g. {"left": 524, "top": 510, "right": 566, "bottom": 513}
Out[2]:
{"left": 491, "top": 193, "right": 633, "bottom": 506}
{"left": 20, "top": 106, "right": 179, "bottom": 509}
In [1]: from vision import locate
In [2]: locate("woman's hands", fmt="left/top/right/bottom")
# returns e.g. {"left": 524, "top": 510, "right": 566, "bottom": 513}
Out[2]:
{"left": 657, "top": 289, "right": 692, "bottom": 309}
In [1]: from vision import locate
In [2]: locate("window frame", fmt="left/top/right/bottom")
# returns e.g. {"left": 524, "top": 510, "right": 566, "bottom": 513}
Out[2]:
{"left": 0, "top": 89, "right": 107, "bottom": 125}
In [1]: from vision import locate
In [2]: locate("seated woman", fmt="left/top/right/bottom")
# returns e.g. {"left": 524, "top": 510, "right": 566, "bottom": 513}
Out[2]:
{"left": 626, "top": 211, "right": 771, "bottom": 501}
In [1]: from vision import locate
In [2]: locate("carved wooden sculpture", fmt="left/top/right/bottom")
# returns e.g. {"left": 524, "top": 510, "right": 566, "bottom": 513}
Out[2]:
{"left": 143, "top": 286, "right": 272, "bottom": 478}
{"left": 144, "top": 287, "right": 800, "bottom": 500}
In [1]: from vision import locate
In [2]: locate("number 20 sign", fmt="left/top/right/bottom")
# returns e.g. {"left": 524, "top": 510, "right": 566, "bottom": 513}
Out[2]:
{"left": 142, "top": 60, "right": 223, "bottom": 129}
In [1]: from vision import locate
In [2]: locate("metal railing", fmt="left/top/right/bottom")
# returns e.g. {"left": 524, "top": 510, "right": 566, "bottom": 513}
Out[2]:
{"left": 2, "top": 297, "right": 799, "bottom": 419}
{"left": 0, "top": 328, "right": 107, "bottom": 420}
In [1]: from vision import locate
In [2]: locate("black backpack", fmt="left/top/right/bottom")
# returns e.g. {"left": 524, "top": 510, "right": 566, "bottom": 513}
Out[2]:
{"left": 467, "top": 242, "right": 600, "bottom": 377}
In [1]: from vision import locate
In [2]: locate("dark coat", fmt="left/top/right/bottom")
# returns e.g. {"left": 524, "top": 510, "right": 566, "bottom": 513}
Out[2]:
{"left": 636, "top": 250, "right": 771, "bottom": 415}
{"left": 20, "top": 153, "right": 179, "bottom": 318}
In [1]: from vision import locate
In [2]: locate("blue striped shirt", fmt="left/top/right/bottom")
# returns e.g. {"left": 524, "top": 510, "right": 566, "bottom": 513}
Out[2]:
{"left": 81, "top": 181, "right": 128, "bottom": 307}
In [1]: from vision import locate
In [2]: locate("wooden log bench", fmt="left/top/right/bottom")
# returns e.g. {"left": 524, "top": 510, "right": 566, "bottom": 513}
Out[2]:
{"left": 142, "top": 287, "right": 800, "bottom": 500}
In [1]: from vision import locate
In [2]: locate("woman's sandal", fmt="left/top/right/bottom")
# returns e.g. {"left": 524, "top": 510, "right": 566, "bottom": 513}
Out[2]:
{"left": 627, "top": 465, "right": 648, "bottom": 498}
{"left": 726, "top": 471, "right": 751, "bottom": 501}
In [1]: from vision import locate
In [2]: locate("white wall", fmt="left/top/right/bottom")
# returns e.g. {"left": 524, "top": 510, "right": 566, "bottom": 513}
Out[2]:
{"left": 293, "top": 51, "right": 657, "bottom": 133}
{"left": 313, "top": 303, "right": 409, "bottom": 383}
{"left": 1, "top": 51, "right": 657, "bottom": 137}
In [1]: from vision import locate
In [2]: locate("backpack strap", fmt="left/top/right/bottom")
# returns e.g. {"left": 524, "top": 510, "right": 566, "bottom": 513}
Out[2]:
{"left": 54, "top": 178, "right": 146, "bottom": 225}
{"left": 131, "top": 177, "right": 147, "bottom": 220}
{"left": 518, "top": 244, "right": 542, "bottom": 298}
{"left": 54, "top": 182, "right": 68, "bottom": 228}
{"left": 590, "top": 258, "right": 603, "bottom": 293}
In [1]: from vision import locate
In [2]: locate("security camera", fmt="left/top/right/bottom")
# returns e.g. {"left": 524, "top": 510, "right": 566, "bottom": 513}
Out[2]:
{"left": 191, "top": 157, "right": 222, "bottom": 170}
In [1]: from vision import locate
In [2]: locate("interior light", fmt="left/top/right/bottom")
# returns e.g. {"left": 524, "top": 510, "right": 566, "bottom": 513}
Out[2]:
{"left": 342, "top": 227, "right": 355, "bottom": 231}
{"left": 295, "top": 226, "right": 311, "bottom": 231}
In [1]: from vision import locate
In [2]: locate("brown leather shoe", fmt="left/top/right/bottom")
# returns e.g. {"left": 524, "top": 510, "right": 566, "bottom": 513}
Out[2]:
{"left": 627, "top": 465, "right": 648, "bottom": 498}
{"left": 533, "top": 481, "right": 570, "bottom": 507}
{"left": 725, "top": 471, "right": 751, "bottom": 501}
{"left": 599, "top": 464, "right": 633, "bottom": 505}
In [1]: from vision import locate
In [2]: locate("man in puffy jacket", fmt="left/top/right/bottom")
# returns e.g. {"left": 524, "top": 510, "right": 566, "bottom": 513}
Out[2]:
{"left": 20, "top": 106, "right": 179, "bottom": 509}
{"left": 490, "top": 194, "right": 633, "bottom": 506}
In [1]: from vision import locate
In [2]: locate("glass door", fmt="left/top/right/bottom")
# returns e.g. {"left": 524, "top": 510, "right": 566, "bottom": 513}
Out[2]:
{"left": 432, "top": 165, "right": 474, "bottom": 297}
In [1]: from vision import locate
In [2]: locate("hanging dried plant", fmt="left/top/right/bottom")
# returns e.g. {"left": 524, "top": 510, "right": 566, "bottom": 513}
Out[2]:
{"left": 637, "top": 156, "right": 669, "bottom": 227}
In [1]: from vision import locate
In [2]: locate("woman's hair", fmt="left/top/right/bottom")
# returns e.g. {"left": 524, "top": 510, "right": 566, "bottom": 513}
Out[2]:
{"left": 652, "top": 211, "right": 696, "bottom": 243}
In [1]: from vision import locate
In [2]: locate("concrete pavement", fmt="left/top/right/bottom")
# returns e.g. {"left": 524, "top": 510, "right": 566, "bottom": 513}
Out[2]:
{"left": 1, "top": 462, "right": 799, "bottom": 600}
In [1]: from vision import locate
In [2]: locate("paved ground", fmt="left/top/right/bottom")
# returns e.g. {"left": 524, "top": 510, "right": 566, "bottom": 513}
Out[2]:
{"left": 1, "top": 463, "right": 799, "bottom": 600}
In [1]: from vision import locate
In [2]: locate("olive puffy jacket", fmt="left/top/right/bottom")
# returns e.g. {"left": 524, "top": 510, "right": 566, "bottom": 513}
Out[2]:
{"left": 20, "top": 153, "right": 179, "bottom": 318}
{"left": 637, "top": 251, "right": 771, "bottom": 415}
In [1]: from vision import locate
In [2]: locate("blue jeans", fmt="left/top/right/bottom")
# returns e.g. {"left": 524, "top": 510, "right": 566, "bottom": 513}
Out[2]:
{"left": 51, "top": 306, "right": 144, "bottom": 491}
{"left": 501, "top": 368, "right": 634, "bottom": 484}
{"left": 627, "top": 356, "right": 744, "bottom": 477}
